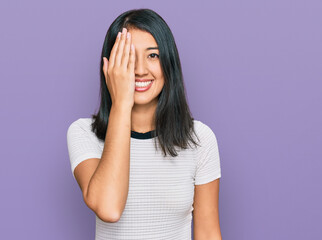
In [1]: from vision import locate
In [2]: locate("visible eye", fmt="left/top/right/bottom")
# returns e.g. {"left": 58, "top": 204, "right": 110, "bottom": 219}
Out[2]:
{"left": 149, "top": 53, "right": 159, "bottom": 59}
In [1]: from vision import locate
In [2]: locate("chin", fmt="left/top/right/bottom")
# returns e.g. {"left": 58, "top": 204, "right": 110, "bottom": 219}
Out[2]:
{"left": 134, "top": 95, "right": 158, "bottom": 106}
{"left": 134, "top": 99, "right": 151, "bottom": 106}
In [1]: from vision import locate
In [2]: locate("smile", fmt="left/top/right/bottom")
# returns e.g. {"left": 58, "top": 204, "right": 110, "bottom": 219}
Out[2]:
{"left": 135, "top": 80, "right": 154, "bottom": 92}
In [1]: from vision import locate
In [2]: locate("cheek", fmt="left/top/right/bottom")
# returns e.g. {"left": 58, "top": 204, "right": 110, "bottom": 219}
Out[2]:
{"left": 156, "top": 78, "right": 165, "bottom": 92}
{"left": 148, "top": 62, "right": 163, "bottom": 77}
{"left": 148, "top": 60, "right": 162, "bottom": 73}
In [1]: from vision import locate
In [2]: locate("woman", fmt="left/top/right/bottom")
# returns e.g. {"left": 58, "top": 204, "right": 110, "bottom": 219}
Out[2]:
{"left": 67, "top": 8, "right": 222, "bottom": 239}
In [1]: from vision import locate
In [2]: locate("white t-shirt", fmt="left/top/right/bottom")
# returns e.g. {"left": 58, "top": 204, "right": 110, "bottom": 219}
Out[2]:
{"left": 66, "top": 117, "right": 221, "bottom": 240}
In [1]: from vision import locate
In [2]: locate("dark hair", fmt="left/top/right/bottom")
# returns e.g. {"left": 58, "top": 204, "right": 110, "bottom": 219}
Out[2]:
{"left": 91, "top": 8, "right": 201, "bottom": 157}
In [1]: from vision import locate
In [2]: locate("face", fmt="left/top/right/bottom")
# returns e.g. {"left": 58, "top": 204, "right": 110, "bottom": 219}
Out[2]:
{"left": 128, "top": 28, "right": 165, "bottom": 107}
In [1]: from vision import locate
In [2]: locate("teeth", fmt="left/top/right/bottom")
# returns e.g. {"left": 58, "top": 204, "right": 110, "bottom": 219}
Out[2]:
{"left": 135, "top": 81, "right": 152, "bottom": 87}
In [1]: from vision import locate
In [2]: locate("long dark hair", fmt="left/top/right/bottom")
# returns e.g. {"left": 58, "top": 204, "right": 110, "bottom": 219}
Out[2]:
{"left": 91, "top": 8, "right": 201, "bottom": 157}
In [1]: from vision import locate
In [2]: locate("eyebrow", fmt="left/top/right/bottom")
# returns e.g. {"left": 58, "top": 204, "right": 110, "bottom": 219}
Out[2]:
{"left": 146, "top": 47, "right": 159, "bottom": 50}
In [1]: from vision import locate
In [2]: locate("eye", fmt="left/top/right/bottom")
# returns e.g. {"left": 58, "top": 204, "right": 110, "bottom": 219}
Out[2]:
{"left": 149, "top": 53, "right": 159, "bottom": 59}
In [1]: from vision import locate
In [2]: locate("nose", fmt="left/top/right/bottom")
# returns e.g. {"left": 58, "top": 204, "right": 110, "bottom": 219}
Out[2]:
{"left": 134, "top": 55, "right": 148, "bottom": 76}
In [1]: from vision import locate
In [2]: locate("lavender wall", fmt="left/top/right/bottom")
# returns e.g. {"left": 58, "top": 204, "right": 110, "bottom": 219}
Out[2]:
{"left": 1, "top": 0, "right": 321, "bottom": 239}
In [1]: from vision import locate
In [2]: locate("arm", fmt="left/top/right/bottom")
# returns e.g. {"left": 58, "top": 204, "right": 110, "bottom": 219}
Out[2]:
{"left": 193, "top": 178, "right": 222, "bottom": 240}
{"left": 81, "top": 104, "right": 132, "bottom": 222}
{"left": 74, "top": 28, "right": 135, "bottom": 223}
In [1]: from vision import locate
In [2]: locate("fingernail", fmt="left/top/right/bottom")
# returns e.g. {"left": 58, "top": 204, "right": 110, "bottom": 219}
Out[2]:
{"left": 117, "top": 32, "right": 121, "bottom": 39}
{"left": 122, "top": 28, "right": 126, "bottom": 34}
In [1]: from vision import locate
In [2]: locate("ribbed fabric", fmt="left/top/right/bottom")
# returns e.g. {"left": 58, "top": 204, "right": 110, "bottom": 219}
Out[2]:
{"left": 66, "top": 118, "right": 221, "bottom": 240}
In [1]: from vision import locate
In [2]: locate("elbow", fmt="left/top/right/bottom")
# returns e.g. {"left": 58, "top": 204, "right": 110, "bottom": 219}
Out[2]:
{"left": 96, "top": 207, "right": 121, "bottom": 223}
{"left": 83, "top": 194, "right": 121, "bottom": 223}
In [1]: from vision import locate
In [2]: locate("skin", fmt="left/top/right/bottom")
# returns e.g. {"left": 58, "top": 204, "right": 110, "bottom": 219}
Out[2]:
{"left": 74, "top": 27, "right": 165, "bottom": 222}
{"left": 129, "top": 28, "right": 165, "bottom": 133}
{"left": 193, "top": 179, "right": 222, "bottom": 239}
{"left": 74, "top": 27, "right": 222, "bottom": 237}
{"left": 105, "top": 27, "right": 165, "bottom": 133}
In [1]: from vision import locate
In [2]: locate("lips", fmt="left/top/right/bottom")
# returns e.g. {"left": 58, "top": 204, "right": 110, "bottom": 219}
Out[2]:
{"left": 135, "top": 79, "right": 153, "bottom": 92}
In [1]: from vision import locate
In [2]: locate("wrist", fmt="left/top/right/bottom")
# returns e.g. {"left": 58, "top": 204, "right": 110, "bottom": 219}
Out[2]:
{"left": 111, "top": 102, "right": 133, "bottom": 113}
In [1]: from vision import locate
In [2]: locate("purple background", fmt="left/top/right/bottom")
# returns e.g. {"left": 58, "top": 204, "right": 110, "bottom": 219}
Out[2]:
{"left": 1, "top": 0, "right": 321, "bottom": 239}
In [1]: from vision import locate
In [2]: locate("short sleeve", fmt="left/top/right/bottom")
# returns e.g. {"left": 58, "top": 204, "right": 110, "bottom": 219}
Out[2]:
{"left": 194, "top": 121, "right": 221, "bottom": 185}
{"left": 66, "top": 119, "right": 102, "bottom": 179}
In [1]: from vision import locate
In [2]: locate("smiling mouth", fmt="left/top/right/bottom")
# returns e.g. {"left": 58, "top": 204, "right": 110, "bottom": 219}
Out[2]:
{"left": 134, "top": 79, "right": 154, "bottom": 92}
{"left": 135, "top": 80, "right": 153, "bottom": 87}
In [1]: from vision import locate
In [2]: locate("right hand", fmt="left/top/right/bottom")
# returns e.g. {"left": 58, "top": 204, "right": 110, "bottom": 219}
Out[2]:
{"left": 103, "top": 28, "right": 135, "bottom": 109}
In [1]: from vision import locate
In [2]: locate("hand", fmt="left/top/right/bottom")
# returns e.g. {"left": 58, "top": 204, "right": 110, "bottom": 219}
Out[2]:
{"left": 103, "top": 28, "right": 135, "bottom": 109}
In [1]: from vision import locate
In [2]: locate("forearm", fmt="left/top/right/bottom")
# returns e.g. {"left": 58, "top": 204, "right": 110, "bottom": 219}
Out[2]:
{"left": 86, "top": 104, "right": 132, "bottom": 220}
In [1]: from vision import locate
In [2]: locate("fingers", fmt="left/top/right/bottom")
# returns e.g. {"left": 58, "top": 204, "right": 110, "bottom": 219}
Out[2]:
{"left": 103, "top": 57, "right": 108, "bottom": 73}
{"left": 128, "top": 43, "right": 135, "bottom": 72}
{"left": 114, "top": 28, "right": 127, "bottom": 67}
{"left": 106, "top": 28, "right": 133, "bottom": 72}
{"left": 121, "top": 31, "right": 131, "bottom": 68}
{"left": 108, "top": 32, "right": 121, "bottom": 69}
{"left": 102, "top": 57, "right": 109, "bottom": 81}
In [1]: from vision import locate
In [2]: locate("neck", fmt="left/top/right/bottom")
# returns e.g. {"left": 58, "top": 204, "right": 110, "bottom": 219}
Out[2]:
{"left": 131, "top": 100, "right": 157, "bottom": 133}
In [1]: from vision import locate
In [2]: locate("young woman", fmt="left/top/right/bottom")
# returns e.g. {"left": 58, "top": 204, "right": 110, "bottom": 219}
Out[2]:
{"left": 67, "top": 8, "right": 222, "bottom": 240}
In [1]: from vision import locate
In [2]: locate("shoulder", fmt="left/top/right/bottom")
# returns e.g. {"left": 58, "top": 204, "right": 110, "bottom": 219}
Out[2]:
{"left": 66, "top": 117, "right": 103, "bottom": 148}
{"left": 67, "top": 117, "right": 94, "bottom": 136}
{"left": 192, "top": 119, "right": 218, "bottom": 142}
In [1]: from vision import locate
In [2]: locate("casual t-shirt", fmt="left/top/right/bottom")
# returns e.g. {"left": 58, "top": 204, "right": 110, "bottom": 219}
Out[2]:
{"left": 66, "top": 117, "right": 221, "bottom": 240}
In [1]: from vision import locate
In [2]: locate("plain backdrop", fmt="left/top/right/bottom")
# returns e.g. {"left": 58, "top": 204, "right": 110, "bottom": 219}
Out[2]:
{"left": 0, "top": 0, "right": 321, "bottom": 239}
